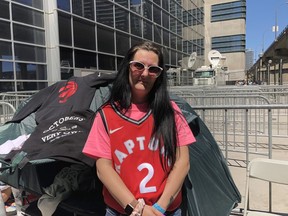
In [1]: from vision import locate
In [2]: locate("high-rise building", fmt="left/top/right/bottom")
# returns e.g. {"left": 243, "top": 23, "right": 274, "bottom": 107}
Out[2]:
{"left": 204, "top": 0, "right": 246, "bottom": 84}
{"left": 0, "top": 0, "right": 246, "bottom": 91}
{"left": 245, "top": 48, "right": 254, "bottom": 71}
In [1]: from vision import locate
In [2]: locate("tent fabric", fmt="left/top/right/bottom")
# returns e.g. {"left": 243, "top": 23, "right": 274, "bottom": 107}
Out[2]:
{"left": 0, "top": 73, "right": 241, "bottom": 215}
{"left": 8, "top": 110, "right": 96, "bottom": 166}
{"left": 8, "top": 73, "right": 116, "bottom": 124}
{"left": 170, "top": 94, "right": 241, "bottom": 216}
{"left": 2, "top": 73, "right": 115, "bottom": 165}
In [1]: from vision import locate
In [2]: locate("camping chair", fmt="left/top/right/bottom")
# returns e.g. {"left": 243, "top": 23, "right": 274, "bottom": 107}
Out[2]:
{"left": 243, "top": 158, "right": 288, "bottom": 216}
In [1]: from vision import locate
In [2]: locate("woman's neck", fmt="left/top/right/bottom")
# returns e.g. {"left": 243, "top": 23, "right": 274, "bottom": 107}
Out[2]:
{"left": 131, "top": 95, "right": 148, "bottom": 104}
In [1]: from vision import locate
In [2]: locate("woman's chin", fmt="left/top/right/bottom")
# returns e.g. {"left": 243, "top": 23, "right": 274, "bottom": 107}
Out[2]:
{"left": 134, "top": 83, "right": 147, "bottom": 90}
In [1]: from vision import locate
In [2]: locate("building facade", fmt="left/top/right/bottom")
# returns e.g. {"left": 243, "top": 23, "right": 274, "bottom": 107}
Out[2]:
{"left": 204, "top": 0, "right": 246, "bottom": 84}
{"left": 0, "top": 0, "right": 206, "bottom": 91}
{"left": 0, "top": 0, "right": 246, "bottom": 91}
{"left": 245, "top": 48, "right": 254, "bottom": 71}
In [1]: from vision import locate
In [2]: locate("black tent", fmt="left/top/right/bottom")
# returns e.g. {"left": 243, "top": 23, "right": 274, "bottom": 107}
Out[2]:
{"left": 0, "top": 73, "right": 241, "bottom": 215}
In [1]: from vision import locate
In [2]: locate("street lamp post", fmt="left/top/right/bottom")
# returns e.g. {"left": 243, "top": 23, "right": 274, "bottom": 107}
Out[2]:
{"left": 273, "top": 2, "right": 288, "bottom": 41}
{"left": 279, "top": 59, "right": 283, "bottom": 85}
{"left": 273, "top": 10, "right": 278, "bottom": 41}
{"left": 274, "top": 64, "right": 277, "bottom": 85}
{"left": 267, "top": 60, "right": 272, "bottom": 85}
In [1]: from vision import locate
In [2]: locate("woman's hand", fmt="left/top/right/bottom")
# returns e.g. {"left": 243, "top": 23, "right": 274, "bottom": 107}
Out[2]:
{"left": 142, "top": 205, "right": 164, "bottom": 216}
{"left": 130, "top": 199, "right": 145, "bottom": 216}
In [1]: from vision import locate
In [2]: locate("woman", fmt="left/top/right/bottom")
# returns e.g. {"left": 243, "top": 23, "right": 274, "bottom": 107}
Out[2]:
{"left": 83, "top": 41, "right": 195, "bottom": 216}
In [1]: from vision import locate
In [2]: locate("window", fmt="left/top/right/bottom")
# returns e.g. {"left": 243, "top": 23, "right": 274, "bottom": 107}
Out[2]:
{"left": 13, "top": 24, "right": 45, "bottom": 45}
{"left": 60, "top": 47, "right": 73, "bottom": 79}
{"left": 131, "top": 0, "right": 142, "bottom": 14}
{"left": 143, "top": 1, "right": 152, "bottom": 20}
{"left": 98, "top": 54, "right": 115, "bottom": 70}
{"left": 0, "top": 82, "right": 15, "bottom": 91}
{"left": 96, "top": 0, "right": 113, "bottom": 26}
{"left": 14, "top": 43, "right": 46, "bottom": 62}
{"left": 60, "top": 47, "right": 73, "bottom": 68}
{"left": 12, "top": 4, "right": 44, "bottom": 27}
{"left": 72, "top": 0, "right": 94, "bottom": 20}
{"left": 163, "top": 29, "right": 169, "bottom": 46}
{"left": 74, "top": 49, "right": 96, "bottom": 68}
{"left": 115, "top": 5, "right": 129, "bottom": 32}
{"left": 73, "top": 18, "right": 96, "bottom": 50}
{"left": 58, "top": 12, "right": 72, "bottom": 46}
{"left": 57, "top": 0, "right": 70, "bottom": 12}
{"left": 0, "top": 41, "right": 12, "bottom": 60}
{"left": 13, "top": 0, "right": 43, "bottom": 9}
{"left": 154, "top": 0, "right": 161, "bottom": 6}
{"left": 154, "top": 25, "right": 162, "bottom": 44}
{"left": 153, "top": 5, "right": 161, "bottom": 25}
{"left": 61, "top": 69, "right": 74, "bottom": 80}
{"left": 0, "top": 62, "right": 14, "bottom": 79}
{"left": 143, "top": 20, "right": 152, "bottom": 40}
{"left": 131, "top": 13, "right": 142, "bottom": 37}
{"left": 0, "top": 21, "right": 11, "bottom": 40}
{"left": 212, "top": 35, "right": 245, "bottom": 53}
{"left": 162, "top": 11, "right": 169, "bottom": 29}
{"left": 211, "top": 1, "right": 246, "bottom": 22}
{"left": 116, "top": 32, "right": 129, "bottom": 56}
{"left": 16, "top": 63, "right": 47, "bottom": 80}
{"left": 97, "top": 26, "right": 114, "bottom": 54}
{"left": 115, "top": 0, "right": 128, "bottom": 7}
{"left": 16, "top": 82, "right": 47, "bottom": 91}
{"left": 188, "top": 7, "right": 204, "bottom": 26}
{"left": 0, "top": 1, "right": 9, "bottom": 19}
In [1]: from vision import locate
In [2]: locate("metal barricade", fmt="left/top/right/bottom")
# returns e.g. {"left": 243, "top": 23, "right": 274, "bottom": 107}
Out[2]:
{"left": 190, "top": 104, "right": 288, "bottom": 167}
{"left": 0, "top": 91, "right": 36, "bottom": 125}
{"left": 170, "top": 85, "right": 288, "bottom": 168}
{"left": 0, "top": 92, "right": 35, "bottom": 111}
{"left": 0, "top": 102, "right": 16, "bottom": 125}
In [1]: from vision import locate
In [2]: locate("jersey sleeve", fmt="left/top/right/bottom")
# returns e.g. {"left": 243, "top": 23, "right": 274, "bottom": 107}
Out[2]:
{"left": 171, "top": 101, "right": 196, "bottom": 146}
{"left": 82, "top": 112, "right": 112, "bottom": 160}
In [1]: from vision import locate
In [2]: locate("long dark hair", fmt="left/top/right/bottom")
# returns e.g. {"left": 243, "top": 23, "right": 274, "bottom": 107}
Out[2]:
{"left": 108, "top": 41, "right": 177, "bottom": 170}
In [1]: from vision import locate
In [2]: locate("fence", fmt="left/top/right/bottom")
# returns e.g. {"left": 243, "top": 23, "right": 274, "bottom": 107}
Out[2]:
{"left": 192, "top": 104, "right": 288, "bottom": 166}
{"left": 1, "top": 86, "right": 288, "bottom": 214}
{"left": 0, "top": 91, "right": 36, "bottom": 125}
{"left": 2, "top": 86, "right": 288, "bottom": 162}
{"left": 170, "top": 85, "right": 288, "bottom": 214}
{"left": 169, "top": 85, "right": 288, "bottom": 168}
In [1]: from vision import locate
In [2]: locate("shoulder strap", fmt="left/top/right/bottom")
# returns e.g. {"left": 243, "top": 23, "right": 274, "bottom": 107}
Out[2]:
{"left": 98, "top": 109, "right": 108, "bottom": 134}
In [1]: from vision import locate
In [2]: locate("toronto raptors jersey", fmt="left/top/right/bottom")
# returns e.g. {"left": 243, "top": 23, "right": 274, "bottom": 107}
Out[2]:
{"left": 100, "top": 103, "right": 182, "bottom": 213}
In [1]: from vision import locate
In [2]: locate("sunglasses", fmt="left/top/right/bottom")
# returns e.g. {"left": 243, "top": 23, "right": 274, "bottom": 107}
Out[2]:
{"left": 129, "top": 61, "right": 163, "bottom": 77}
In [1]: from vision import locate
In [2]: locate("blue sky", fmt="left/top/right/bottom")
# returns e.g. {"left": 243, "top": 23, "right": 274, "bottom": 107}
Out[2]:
{"left": 246, "top": 0, "right": 288, "bottom": 59}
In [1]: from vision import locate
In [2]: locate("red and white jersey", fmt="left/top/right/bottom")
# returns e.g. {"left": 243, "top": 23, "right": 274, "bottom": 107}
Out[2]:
{"left": 83, "top": 101, "right": 196, "bottom": 214}
{"left": 100, "top": 103, "right": 181, "bottom": 213}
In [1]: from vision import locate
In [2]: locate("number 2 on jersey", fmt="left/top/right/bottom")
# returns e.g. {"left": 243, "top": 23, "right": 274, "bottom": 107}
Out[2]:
{"left": 138, "top": 163, "right": 157, "bottom": 193}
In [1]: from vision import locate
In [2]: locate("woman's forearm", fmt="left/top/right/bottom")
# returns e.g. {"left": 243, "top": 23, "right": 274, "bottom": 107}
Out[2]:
{"left": 96, "top": 158, "right": 136, "bottom": 208}
{"left": 156, "top": 145, "right": 190, "bottom": 210}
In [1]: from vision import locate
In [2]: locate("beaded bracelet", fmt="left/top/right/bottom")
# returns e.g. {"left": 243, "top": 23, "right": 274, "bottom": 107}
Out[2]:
{"left": 153, "top": 203, "right": 165, "bottom": 214}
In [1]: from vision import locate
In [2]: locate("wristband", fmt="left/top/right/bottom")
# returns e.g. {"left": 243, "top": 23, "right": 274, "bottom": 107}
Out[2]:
{"left": 153, "top": 203, "right": 165, "bottom": 214}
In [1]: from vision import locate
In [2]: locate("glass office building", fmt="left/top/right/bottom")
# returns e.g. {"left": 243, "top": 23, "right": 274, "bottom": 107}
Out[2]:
{"left": 0, "top": 0, "right": 205, "bottom": 92}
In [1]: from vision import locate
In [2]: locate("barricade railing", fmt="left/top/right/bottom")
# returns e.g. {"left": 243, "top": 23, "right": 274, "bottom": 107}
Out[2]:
{"left": 181, "top": 95, "right": 271, "bottom": 107}
{"left": 0, "top": 92, "right": 36, "bottom": 111}
{"left": 169, "top": 85, "right": 288, "bottom": 105}
{"left": 0, "top": 102, "right": 16, "bottom": 125}
{"left": 170, "top": 88, "right": 288, "bottom": 162}
{"left": 190, "top": 104, "right": 288, "bottom": 168}
{"left": 0, "top": 91, "right": 36, "bottom": 125}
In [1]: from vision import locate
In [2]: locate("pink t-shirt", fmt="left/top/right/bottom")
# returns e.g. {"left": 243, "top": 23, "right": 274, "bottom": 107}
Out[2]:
{"left": 83, "top": 101, "right": 196, "bottom": 159}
